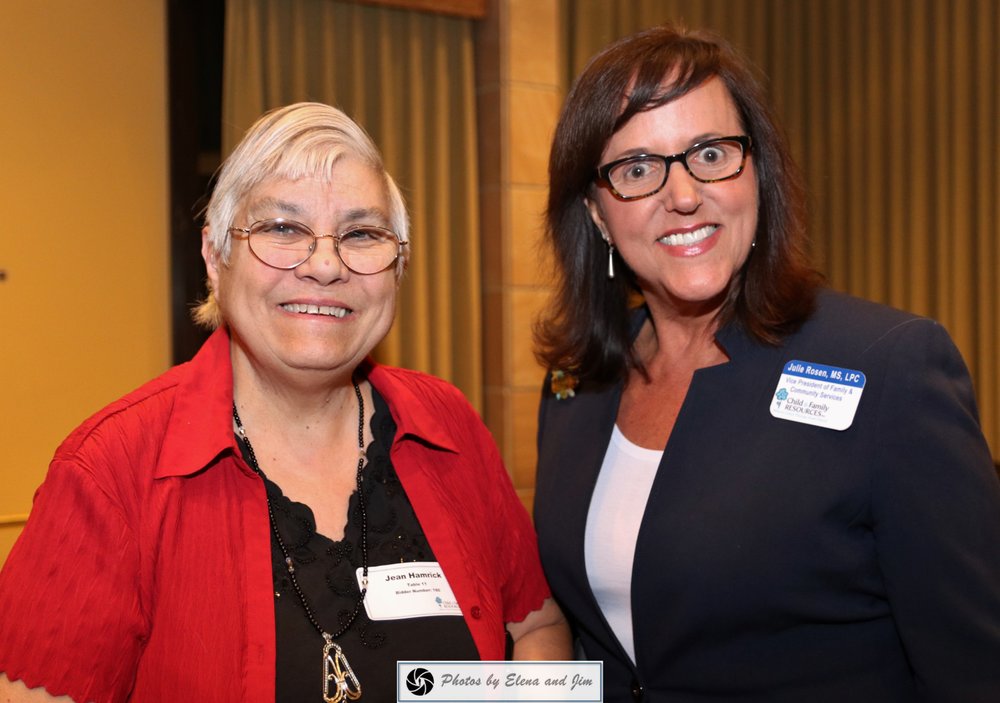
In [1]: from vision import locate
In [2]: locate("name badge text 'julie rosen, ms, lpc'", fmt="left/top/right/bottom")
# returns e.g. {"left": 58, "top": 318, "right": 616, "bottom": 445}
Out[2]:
{"left": 771, "top": 360, "right": 866, "bottom": 431}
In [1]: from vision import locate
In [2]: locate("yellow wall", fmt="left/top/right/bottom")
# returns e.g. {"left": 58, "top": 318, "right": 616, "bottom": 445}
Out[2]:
{"left": 0, "top": 2, "right": 170, "bottom": 564}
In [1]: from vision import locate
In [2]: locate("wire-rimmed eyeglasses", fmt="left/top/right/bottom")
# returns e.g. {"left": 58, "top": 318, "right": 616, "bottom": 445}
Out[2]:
{"left": 596, "top": 135, "right": 752, "bottom": 201}
{"left": 229, "top": 218, "right": 408, "bottom": 275}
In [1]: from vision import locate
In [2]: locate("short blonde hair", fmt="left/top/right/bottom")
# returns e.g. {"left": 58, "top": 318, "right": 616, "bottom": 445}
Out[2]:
{"left": 193, "top": 102, "right": 410, "bottom": 329}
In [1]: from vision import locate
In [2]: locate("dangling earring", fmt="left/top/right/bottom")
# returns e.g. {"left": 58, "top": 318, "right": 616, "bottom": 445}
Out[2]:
{"left": 606, "top": 242, "right": 615, "bottom": 279}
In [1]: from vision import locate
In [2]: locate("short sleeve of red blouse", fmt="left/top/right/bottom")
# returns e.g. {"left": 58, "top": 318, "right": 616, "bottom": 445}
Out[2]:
{"left": 0, "top": 456, "right": 146, "bottom": 703}
{"left": 482, "top": 424, "right": 551, "bottom": 625}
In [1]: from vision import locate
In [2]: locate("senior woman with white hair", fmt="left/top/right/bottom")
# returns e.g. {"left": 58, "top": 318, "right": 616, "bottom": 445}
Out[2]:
{"left": 0, "top": 102, "right": 569, "bottom": 703}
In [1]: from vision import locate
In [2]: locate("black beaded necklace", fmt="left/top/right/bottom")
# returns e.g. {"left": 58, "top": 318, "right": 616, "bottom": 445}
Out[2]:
{"left": 233, "top": 379, "right": 369, "bottom": 703}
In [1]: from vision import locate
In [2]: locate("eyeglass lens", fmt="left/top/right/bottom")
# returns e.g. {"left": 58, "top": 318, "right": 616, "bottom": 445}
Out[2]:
{"left": 247, "top": 219, "right": 400, "bottom": 274}
{"left": 605, "top": 137, "right": 747, "bottom": 198}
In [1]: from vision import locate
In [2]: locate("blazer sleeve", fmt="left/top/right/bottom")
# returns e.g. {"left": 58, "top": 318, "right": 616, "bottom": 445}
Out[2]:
{"left": 870, "top": 319, "right": 1000, "bottom": 700}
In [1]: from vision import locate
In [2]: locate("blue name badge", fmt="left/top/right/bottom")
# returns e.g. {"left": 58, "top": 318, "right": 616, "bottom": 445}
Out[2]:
{"left": 770, "top": 360, "right": 866, "bottom": 431}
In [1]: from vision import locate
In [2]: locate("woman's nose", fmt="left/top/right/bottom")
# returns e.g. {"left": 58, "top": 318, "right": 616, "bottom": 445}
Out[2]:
{"left": 658, "top": 163, "right": 702, "bottom": 213}
{"left": 295, "top": 234, "right": 349, "bottom": 283}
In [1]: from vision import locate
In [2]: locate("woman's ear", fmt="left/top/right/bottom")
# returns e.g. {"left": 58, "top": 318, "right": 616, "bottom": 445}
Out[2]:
{"left": 584, "top": 196, "right": 613, "bottom": 245}
{"left": 201, "top": 226, "right": 220, "bottom": 293}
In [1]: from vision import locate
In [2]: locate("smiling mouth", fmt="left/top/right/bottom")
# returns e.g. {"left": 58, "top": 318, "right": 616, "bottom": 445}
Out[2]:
{"left": 658, "top": 224, "right": 719, "bottom": 247}
{"left": 281, "top": 302, "right": 351, "bottom": 318}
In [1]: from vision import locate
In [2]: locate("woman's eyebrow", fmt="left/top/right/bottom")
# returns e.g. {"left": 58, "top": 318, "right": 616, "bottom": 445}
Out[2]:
{"left": 342, "top": 206, "right": 390, "bottom": 225}
{"left": 247, "top": 197, "right": 305, "bottom": 217}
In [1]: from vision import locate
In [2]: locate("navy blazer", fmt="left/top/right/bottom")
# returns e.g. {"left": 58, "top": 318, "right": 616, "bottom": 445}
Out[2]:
{"left": 534, "top": 290, "right": 1000, "bottom": 702}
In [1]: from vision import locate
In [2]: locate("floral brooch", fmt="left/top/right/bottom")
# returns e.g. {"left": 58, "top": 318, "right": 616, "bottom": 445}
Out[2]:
{"left": 550, "top": 369, "right": 579, "bottom": 400}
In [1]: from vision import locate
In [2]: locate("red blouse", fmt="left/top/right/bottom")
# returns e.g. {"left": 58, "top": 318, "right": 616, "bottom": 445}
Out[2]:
{"left": 0, "top": 328, "right": 549, "bottom": 702}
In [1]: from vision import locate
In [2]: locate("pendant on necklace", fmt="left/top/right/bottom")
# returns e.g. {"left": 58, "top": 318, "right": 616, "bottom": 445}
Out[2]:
{"left": 323, "top": 633, "right": 362, "bottom": 702}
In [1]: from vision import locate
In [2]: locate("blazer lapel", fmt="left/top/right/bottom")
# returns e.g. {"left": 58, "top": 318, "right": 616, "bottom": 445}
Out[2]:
{"left": 535, "top": 375, "right": 627, "bottom": 657}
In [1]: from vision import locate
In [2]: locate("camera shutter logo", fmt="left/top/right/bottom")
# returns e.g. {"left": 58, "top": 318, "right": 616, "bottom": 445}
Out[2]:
{"left": 406, "top": 667, "right": 435, "bottom": 696}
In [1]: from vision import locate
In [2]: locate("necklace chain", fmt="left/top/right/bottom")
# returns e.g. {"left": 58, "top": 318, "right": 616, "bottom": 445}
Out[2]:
{"left": 232, "top": 379, "right": 369, "bottom": 642}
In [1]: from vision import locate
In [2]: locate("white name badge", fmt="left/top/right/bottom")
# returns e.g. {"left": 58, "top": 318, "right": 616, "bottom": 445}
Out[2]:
{"left": 770, "top": 360, "right": 866, "bottom": 431}
{"left": 357, "top": 561, "right": 463, "bottom": 621}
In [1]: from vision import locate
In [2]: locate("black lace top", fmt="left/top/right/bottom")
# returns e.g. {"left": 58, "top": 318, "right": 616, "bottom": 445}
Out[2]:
{"left": 236, "top": 388, "right": 478, "bottom": 702}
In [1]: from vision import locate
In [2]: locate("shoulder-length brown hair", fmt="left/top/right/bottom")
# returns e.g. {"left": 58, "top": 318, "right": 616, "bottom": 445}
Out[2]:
{"left": 534, "top": 25, "right": 821, "bottom": 384}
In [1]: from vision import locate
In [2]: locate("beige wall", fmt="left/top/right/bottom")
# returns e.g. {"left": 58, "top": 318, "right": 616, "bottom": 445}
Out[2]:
{"left": 476, "top": 0, "right": 561, "bottom": 512}
{"left": 0, "top": 2, "right": 170, "bottom": 564}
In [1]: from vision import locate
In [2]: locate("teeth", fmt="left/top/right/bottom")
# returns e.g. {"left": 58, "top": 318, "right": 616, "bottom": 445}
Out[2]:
{"left": 659, "top": 225, "right": 718, "bottom": 246}
{"left": 281, "top": 303, "right": 350, "bottom": 318}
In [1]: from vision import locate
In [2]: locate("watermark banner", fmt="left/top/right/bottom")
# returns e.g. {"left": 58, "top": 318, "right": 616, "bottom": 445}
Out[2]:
{"left": 397, "top": 661, "right": 602, "bottom": 701}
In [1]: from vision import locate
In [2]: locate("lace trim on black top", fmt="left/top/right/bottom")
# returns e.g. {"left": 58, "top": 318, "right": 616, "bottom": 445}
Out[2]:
{"left": 236, "top": 386, "right": 478, "bottom": 702}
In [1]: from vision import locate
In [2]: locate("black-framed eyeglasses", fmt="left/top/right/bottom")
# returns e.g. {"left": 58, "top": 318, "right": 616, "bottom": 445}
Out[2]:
{"left": 595, "top": 135, "right": 752, "bottom": 201}
{"left": 229, "top": 218, "right": 408, "bottom": 275}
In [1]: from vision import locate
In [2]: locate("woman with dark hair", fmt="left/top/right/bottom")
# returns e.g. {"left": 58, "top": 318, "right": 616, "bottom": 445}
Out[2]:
{"left": 533, "top": 25, "right": 1000, "bottom": 702}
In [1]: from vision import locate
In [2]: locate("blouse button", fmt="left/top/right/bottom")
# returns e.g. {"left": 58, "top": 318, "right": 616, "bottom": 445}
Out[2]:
{"left": 470, "top": 606, "right": 482, "bottom": 619}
